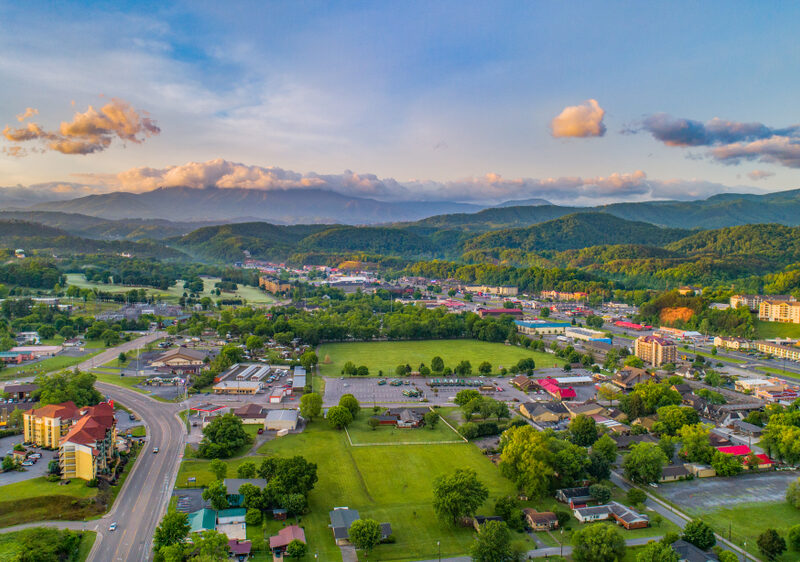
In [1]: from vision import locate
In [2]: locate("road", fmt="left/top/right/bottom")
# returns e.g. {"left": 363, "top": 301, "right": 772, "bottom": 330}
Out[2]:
{"left": 0, "top": 332, "right": 186, "bottom": 562}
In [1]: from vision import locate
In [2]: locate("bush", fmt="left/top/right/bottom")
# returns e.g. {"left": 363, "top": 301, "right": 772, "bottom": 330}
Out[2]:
{"left": 245, "top": 508, "right": 262, "bottom": 526}
{"left": 626, "top": 488, "right": 647, "bottom": 505}
{"left": 85, "top": 479, "right": 98, "bottom": 488}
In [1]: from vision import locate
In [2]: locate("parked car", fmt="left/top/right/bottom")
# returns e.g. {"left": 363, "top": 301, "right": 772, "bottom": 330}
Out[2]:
{"left": 257, "top": 428, "right": 264, "bottom": 434}
{"left": 29, "top": 453, "right": 42, "bottom": 459}
{"left": 21, "top": 460, "right": 34, "bottom": 467}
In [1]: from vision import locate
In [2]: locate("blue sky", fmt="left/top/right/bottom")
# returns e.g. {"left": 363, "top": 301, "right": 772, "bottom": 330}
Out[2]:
{"left": 1, "top": 1, "right": 799, "bottom": 204}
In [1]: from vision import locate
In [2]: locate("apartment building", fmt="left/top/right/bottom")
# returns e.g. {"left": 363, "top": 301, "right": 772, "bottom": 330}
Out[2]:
{"left": 731, "top": 294, "right": 795, "bottom": 312}
{"left": 259, "top": 277, "right": 292, "bottom": 293}
{"left": 755, "top": 341, "right": 800, "bottom": 362}
{"left": 759, "top": 300, "right": 800, "bottom": 324}
{"left": 464, "top": 284, "right": 518, "bottom": 296}
{"left": 23, "top": 401, "right": 80, "bottom": 448}
{"left": 634, "top": 335, "right": 677, "bottom": 367}
{"left": 713, "top": 336, "right": 751, "bottom": 351}
{"left": 59, "top": 402, "right": 117, "bottom": 481}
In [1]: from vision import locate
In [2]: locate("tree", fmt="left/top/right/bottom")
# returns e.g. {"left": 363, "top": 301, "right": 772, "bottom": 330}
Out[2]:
{"left": 368, "top": 417, "right": 380, "bottom": 430}
{"left": 788, "top": 523, "right": 800, "bottom": 551}
{"left": 245, "top": 508, "right": 262, "bottom": 526}
{"left": 239, "top": 482, "right": 264, "bottom": 510}
{"left": 623, "top": 442, "right": 667, "bottom": 484}
{"left": 636, "top": 540, "right": 679, "bottom": 562}
{"left": 2, "top": 456, "right": 15, "bottom": 472}
{"left": 299, "top": 350, "right": 318, "bottom": 371}
{"left": 677, "top": 424, "right": 713, "bottom": 464}
{"left": 198, "top": 413, "right": 252, "bottom": 458}
{"left": 710, "top": 451, "right": 743, "bottom": 477}
{"left": 279, "top": 492, "right": 307, "bottom": 516}
{"left": 570, "top": 414, "right": 599, "bottom": 446}
{"left": 34, "top": 370, "right": 103, "bottom": 407}
{"left": 454, "top": 360, "right": 472, "bottom": 376}
{"left": 101, "top": 329, "right": 120, "bottom": 346}
{"left": 258, "top": 456, "right": 318, "bottom": 497}
{"left": 327, "top": 405, "right": 353, "bottom": 429}
{"left": 454, "top": 389, "right": 481, "bottom": 406}
{"left": 342, "top": 361, "right": 357, "bottom": 376}
{"left": 658, "top": 436, "right": 677, "bottom": 461}
{"left": 592, "top": 434, "right": 617, "bottom": 465}
{"left": 153, "top": 510, "right": 190, "bottom": 551}
{"left": 572, "top": 523, "right": 626, "bottom": 562}
{"left": 424, "top": 410, "right": 440, "bottom": 429}
{"left": 202, "top": 479, "right": 228, "bottom": 511}
{"left": 624, "top": 355, "right": 645, "bottom": 368}
{"left": 494, "top": 496, "right": 525, "bottom": 532}
{"left": 682, "top": 519, "right": 716, "bottom": 550}
{"left": 588, "top": 451, "right": 611, "bottom": 481}
{"left": 339, "top": 394, "right": 361, "bottom": 417}
{"left": 516, "top": 357, "right": 536, "bottom": 374}
{"left": 246, "top": 335, "right": 263, "bottom": 352}
{"left": 758, "top": 529, "right": 786, "bottom": 560}
{"left": 356, "top": 365, "right": 369, "bottom": 376}
{"left": 12, "top": 528, "right": 82, "bottom": 562}
{"left": 470, "top": 520, "right": 514, "bottom": 562}
{"left": 500, "top": 425, "right": 555, "bottom": 498}
{"left": 118, "top": 351, "right": 127, "bottom": 364}
{"left": 478, "top": 361, "right": 492, "bottom": 375}
{"left": 431, "top": 356, "right": 444, "bottom": 373}
{"left": 237, "top": 460, "right": 256, "bottom": 479}
{"left": 432, "top": 468, "right": 489, "bottom": 524}
{"left": 539, "top": 307, "right": 550, "bottom": 318}
{"left": 786, "top": 477, "right": 800, "bottom": 508}
{"left": 210, "top": 459, "right": 227, "bottom": 481}
{"left": 285, "top": 539, "right": 307, "bottom": 559}
{"left": 717, "top": 552, "right": 739, "bottom": 562}
{"left": 589, "top": 484, "right": 612, "bottom": 504}
{"left": 300, "top": 392, "right": 322, "bottom": 421}
{"left": 192, "top": 529, "right": 230, "bottom": 559}
{"left": 349, "top": 519, "right": 382, "bottom": 552}
{"left": 626, "top": 488, "right": 647, "bottom": 506}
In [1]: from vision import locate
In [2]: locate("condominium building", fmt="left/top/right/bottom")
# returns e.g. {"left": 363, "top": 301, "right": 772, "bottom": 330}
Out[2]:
{"left": 634, "top": 335, "right": 677, "bottom": 367}
{"left": 755, "top": 341, "right": 800, "bottom": 362}
{"left": 464, "top": 284, "right": 518, "bottom": 296}
{"left": 59, "top": 402, "right": 117, "bottom": 481}
{"left": 731, "top": 294, "right": 795, "bottom": 312}
{"left": 23, "top": 401, "right": 80, "bottom": 448}
{"left": 713, "top": 336, "right": 751, "bottom": 351}
{"left": 759, "top": 300, "right": 800, "bottom": 324}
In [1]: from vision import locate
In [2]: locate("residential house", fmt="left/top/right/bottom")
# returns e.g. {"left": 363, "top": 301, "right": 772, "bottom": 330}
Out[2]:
{"left": 611, "top": 366, "right": 651, "bottom": 391}
{"left": 23, "top": 401, "right": 80, "bottom": 448}
{"left": 573, "top": 502, "right": 649, "bottom": 529}
{"left": 611, "top": 434, "right": 658, "bottom": 449}
{"left": 472, "top": 515, "right": 504, "bottom": 531}
{"left": 328, "top": 508, "right": 392, "bottom": 546}
{"left": 228, "top": 539, "right": 252, "bottom": 561}
{"left": 372, "top": 408, "right": 425, "bottom": 428}
{"left": 3, "top": 383, "right": 37, "bottom": 400}
{"left": 510, "top": 375, "right": 537, "bottom": 392}
{"left": 523, "top": 509, "right": 558, "bottom": 531}
{"left": 269, "top": 525, "right": 306, "bottom": 554}
{"left": 555, "top": 487, "right": 592, "bottom": 508}
{"left": 264, "top": 409, "right": 299, "bottom": 431}
{"left": 519, "top": 401, "right": 569, "bottom": 423}
{"left": 564, "top": 402, "right": 605, "bottom": 419}
{"left": 672, "top": 539, "right": 720, "bottom": 561}
{"left": 660, "top": 464, "right": 690, "bottom": 482}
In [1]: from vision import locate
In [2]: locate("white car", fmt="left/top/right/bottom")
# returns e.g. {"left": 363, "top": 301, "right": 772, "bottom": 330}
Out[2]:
{"left": 649, "top": 482, "right": 658, "bottom": 488}
{"left": 109, "top": 522, "right": 117, "bottom": 531}
{"left": 153, "top": 447, "right": 159, "bottom": 454}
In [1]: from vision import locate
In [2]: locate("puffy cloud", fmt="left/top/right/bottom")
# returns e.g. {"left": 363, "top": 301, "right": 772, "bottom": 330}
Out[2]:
{"left": 16, "top": 107, "right": 38, "bottom": 122}
{"left": 550, "top": 99, "right": 606, "bottom": 138}
{"left": 747, "top": 169, "right": 775, "bottom": 181}
{"left": 2, "top": 98, "right": 160, "bottom": 155}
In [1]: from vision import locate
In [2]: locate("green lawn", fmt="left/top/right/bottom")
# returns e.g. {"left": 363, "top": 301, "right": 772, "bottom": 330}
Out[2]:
{"left": 0, "top": 476, "right": 102, "bottom": 528}
{"left": 345, "top": 408, "right": 464, "bottom": 445}
{"left": 691, "top": 350, "right": 745, "bottom": 364}
{"left": 755, "top": 319, "right": 800, "bottom": 340}
{"left": 64, "top": 274, "right": 276, "bottom": 305}
{"left": 0, "top": 529, "right": 96, "bottom": 561}
{"left": 177, "top": 420, "right": 526, "bottom": 560}
{"left": 757, "top": 366, "right": 800, "bottom": 380}
{"left": 317, "top": 339, "right": 562, "bottom": 377}
{"left": 0, "top": 349, "right": 106, "bottom": 381}
{"left": 687, "top": 501, "right": 800, "bottom": 561}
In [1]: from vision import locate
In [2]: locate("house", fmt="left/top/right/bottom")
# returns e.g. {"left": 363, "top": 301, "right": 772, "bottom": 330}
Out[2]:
{"left": 329, "top": 508, "right": 391, "bottom": 546}
{"left": 150, "top": 347, "right": 208, "bottom": 373}
{"left": 472, "top": 515, "right": 504, "bottom": 531}
{"left": 511, "top": 375, "right": 537, "bottom": 392}
{"left": 660, "top": 464, "right": 690, "bottom": 482}
{"left": 611, "top": 366, "right": 651, "bottom": 390}
{"left": 672, "top": 539, "right": 720, "bottom": 561}
{"left": 188, "top": 508, "right": 217, "bottom": 533}
{"left": 555, "top": 486, "right": 592, "bottom": 507}
{"left": 632, "top": 416, "right": 658, "bottom": 431}
{"left": 372, "top": 408, "right": 425, "bottom": 428}
{"left": 731, "top": 419, "right": 763, "bottom": 437}
{"left": 269, "top": 525, "right": 306, "bottom": 553}
{"left": 59, "top": 402, "right": 118, "bottom": 481}
{"left": 573, "top": 502, "right": 649, "bottom": 529}
{"left": 2, "top": 383, "right": 37, "bottom": 400}
{"left": 217, "top": 507, "right": 246, "bottom": 525}
{"left": 671, "top": 383, "right": 693, "bottom": 396}
{"left": 520, "top": 401, "right": 569, "bottom": 423}
{"left": 224, "top": 478, "right": 268, "bottom": 506}
{"left": 264, "top": 409, "right": 299, "bottom": 431}
{"left": 523, "top": 508, "right": 558, "bottom": 531}
{"left": 611, "top": 434, "right": 658, "bottom": 449}
{"left": 232, "top": 404, "right": 268, "bottom": 425}
{"left": 227, "top": 539, "right": 252, "bottom": 561}
{"left": 564, "top": 402, "right": 605, "bottom": 419}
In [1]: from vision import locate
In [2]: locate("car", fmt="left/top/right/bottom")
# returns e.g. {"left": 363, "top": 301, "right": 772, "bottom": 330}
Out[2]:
{"left": 129, "top": 414, "right": 137, "bottom": 421}
{"left": 29, "top": 453, "right": 42, "bottom": 459}
{"left": 649, "top": 482, "right": 658, "bottom": 488}
{"left": 257, "top": 428, "right": 264, "bottom": 434}
{"left": 21, "top": 460, "right": 34, "bottom": 466}
{"left": 153, "top": 447, "right": 159, "bottom": 454}
{"left": 108, "top": 522, "right": 117, "bottom": 531}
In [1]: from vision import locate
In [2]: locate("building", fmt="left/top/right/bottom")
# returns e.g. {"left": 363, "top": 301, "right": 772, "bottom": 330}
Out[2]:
{"left": 671, "top": 539, "right": 720, "bottom": 562}
{"left": 715, "top": 445, "right": 774, "bottom": 469}
{"left": 731, "top": 294, "right": 794, "bottom": 312}
{"left": 10, "top": 345, "right": 62, "bottom": 358}
{"left": 519, "top": 401, "right": 569, "bottom": 423}
{"left": 734, "top": 378, "right": 783, "bottom": 393}
{"left": 372, "top": 408, "right": 425, "bottom": 428}
{"left": 217, "top": 507, "right": 247, "bottom": 525}
{"left": 478, "top": 308, "right": 524, "bottom": 319}
{"left": 515, "top": 320, "right": 571, "bottom": 336}
{"left": 228, "top": 539, "right": 252, "bottom": 561}
{"left": 759, "top": 300, "right": 800, "bottom": 324}
{"left": 540, "top": 290, "right": 589, "bottom": 301}
{"left": 151, "top": 347, "right": 207, "bottom": 373}
{"left": 464, "top": 284, "right": 518, "bottom": 296}
{"left": 555, "top": 487, "right": 592, "bottom": 507}
{"left": 59, "top": 402, "right": 117, "bottom": 481}
{"left": 611, "top": 366, "right": 652, "bottom": 390}
{"left": 213, "top": 381, "right": 262, "bottom": 395}
{"left": 0, "top": 350, "right": 35, "bottom": 363}
{"left": 573, "top": 502, "right": 649, "bottom": 529}
{"left": 523, "top": 509, "right": 559, "bottom": 531}
{"left": 564, "top": 402, "right": 605, "bottom": 419}
{"left": 510, "top": 375, "right": 537, "bottom": 392}
{"left": 634, "top": 335, "right": 677, "bottom": 367}
{"left": 713, "top": 336, "right": 751, "bottom": 351}
{"left": 564, "top": 327, "right": 611, "bottom": 344}
{"left": 2, "top": 383, "right": 37, "bottom": 400}
{"left": 232, "top": 403, "right": 268, "bottom": 425}
{"left": 23, "top": 401, "right": 80, "bottom": 447}
{"left": 755, "top": 340, "right": 800, "bottom": 362}
{"left": 292, "top": 366, "right": 306, "bottom": 394}
{"left": 264, "top": 409, "right": 299, "bottom": 431}
{"left": 660, "top": 464, "right": 690, "bottom": 482}
{"left": 269, "top": 525, "right": 306, "bottom": 554}
{"left": 614, "top": 321, "right": 651, "bottom": 331}
{"left": 188, "top": 508, "right": 217, "bottom": 534}
{"left": 328, "top": 508, "right": 391, "bottom": 546}
{"left": 537, "top": 378, "right": 577, "bottom": 400}
{"left": 259, "top": 276, "right": 292, "bottom": 294}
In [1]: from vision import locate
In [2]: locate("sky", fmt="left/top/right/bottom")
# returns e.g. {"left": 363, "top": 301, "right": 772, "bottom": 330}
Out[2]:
{"left": 1, "top": 1, "right": 800, "bottom": 205}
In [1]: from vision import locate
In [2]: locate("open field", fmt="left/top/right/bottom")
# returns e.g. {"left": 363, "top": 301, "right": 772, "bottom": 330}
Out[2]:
{"left": 64, "top": 273, "right": 277, "bottom": 305}
{"left": 177, "top": 420, "right": 525, "bottom": 560}
{"left": 0, "top": 476, "right": 101, "bottom": 528}
{"left": 0, "top": 348, "right": 107, "bottom": 381}
{"left": 317, "top": 339, "right": 562, "bottom": 377}
{"left": 345, "top": 408, "right": 465, "bottom": 445}
{"left": 755, "top": 319, "right": 800, "bottom": 340}
{"left": 0, "top": 529, "right": 96, "bottom": 561}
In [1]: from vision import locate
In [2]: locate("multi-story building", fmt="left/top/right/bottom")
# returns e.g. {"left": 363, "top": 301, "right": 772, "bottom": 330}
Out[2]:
{"left": 731, "top": 294, "right": 795, "bottom": 312}
{"left": 634, "top": 335, "right": 677, "bottom": 367}
{"left": 755, "top": 340, "right": 800, "bottom": 362}
{"left": 759, "top": 300, "right": 800, "bottom": 324}
{"left": 713, "top": 336, "right": 751, "bottom": 351}
{"left": 23, "top": 401, "right": 80, "bottom": 448}
{"left": 259, "top": 276, "right": 292, "bottom": 294}
{"left": 464, "top": 284, "right": 518, "bottom": 297}
{"left": 59, "top": 402, "right": 117, "bottom": 481}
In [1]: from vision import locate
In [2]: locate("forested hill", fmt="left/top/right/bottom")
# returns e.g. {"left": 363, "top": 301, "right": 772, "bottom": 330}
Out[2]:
{"left": 665, "top": 224, "right": 800, "bottom": 264}
{"left": 462, "top": 213, "right": 690, "bottom": 256}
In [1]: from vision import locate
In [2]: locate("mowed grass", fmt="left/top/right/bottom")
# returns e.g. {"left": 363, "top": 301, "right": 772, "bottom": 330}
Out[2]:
{"left": 689, "top": 501, "right": 800, "bottom": 561}
{"left": 0, "top": 529, "right": 96, "bottom": 561}
{"left": 177, "top": 421, "right": 524, "bottom": 560}
{"left": 317, "top": 339, "right": 562, "bottom": 377}
{"left": 755, "top": 319, "right": 800, "bottom": 340}
{"left": 64, "top": 273, "right": 276, "bottom": 305}
{"left": 0, "top": 350, "right": 106, "bottom": 381}
{"left": 346, "top": 408, "right": 464, "bottom": 445}
{"left": 0, "top": 477, "right": 102, "bottom": 528}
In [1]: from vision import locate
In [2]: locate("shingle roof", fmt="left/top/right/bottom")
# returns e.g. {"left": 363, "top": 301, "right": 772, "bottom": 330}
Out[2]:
{"left": 27, "top": 401, "right": 79, "bottom": 420}
{"left": 269, "top": 525, "right": 306, "bottom": 549}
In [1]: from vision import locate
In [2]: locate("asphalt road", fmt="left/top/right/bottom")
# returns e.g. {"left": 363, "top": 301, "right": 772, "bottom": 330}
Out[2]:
{"left": 0, "top": 332, "right": 186, "bottom": 562}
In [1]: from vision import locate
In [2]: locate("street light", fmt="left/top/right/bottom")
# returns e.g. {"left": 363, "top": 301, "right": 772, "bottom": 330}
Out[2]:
{"left": 560, "top": 528, "right": 564, "bottom": 557}
{"left": 437, "top": 540, "right": 441, "bottom": 562}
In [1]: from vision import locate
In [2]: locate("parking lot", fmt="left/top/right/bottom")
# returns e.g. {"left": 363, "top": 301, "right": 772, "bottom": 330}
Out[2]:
{"left": 0, "top": 433, "right": 55, "bottom": 485}
{"left": 657, "top": 471, "right": 800, "bottom": 511}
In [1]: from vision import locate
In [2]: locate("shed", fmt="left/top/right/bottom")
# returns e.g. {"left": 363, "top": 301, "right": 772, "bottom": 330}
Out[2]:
{"left": 265, "top": 409, "right": 299, "bottom": 431}
{"left": 217, "top": 507, "right": 246, "bottom": 525}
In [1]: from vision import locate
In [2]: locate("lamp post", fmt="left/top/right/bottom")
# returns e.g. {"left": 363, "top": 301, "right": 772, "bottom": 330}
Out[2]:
{"left": 437, "top": 540, "right": 441, "bottom": 562}
{"left": 560, "top": 528, "right": 564, "bottom": 557}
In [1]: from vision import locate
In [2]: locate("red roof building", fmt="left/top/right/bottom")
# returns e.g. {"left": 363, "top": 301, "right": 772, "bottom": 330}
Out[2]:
{"left": 269, "top": 525, "right": 306, "bottom": 551}
{"left": 537, "top": 378, "right": 577, "bottom": 400}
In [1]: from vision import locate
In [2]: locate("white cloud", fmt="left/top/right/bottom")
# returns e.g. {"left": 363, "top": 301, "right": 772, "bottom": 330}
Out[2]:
{"left": 747, "top": 169, "right": 775, "bottom": 181}
{"left": 550, "top": 99, "right": 606, "bottom": 138}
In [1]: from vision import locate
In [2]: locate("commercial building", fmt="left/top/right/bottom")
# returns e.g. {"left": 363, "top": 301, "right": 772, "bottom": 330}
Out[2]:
{"left": 232, "top": 403, "right": 268, "bottom": 424}
{"left": 464, "top": 284, "right": 518, "bottom": 296}
{"left": 292, "top": 366, "right": 306, "bottom": 393}
{"left": 213, "top": 381, "right": 263, "bottom": 395}
{"left": 264, "top": 409, "right": 299, "bottom": 431}
{"left": 515, "top": 320, "right": 571, "bottom": 336}
{"left": 713, "top": 336, "right": 751, "bottom": 351}
{"left": 755, "top": 340, "right": 800, "bottom": 362}
{"left": 151, "top": 347, "right": 208, "bottom": 373}
{"left": 259, "top": 276, "right": 292, "bottom": 293}
{"left": 10, "top": 345, "right": 62, "bottom": 358}
{"left": 564, "top": 327, "right": 611, "bottom": 344}
{"left": 759, "top": 300, "right": 800, "bottom": 324}
{"left": 478, "top": 308, "right": 524, "bottom": 320}
{"left": 634, "top": 335, "right": 677, "bottom": 367}
{"left": 59, "top": 402, "right": 117, "bottom": 481}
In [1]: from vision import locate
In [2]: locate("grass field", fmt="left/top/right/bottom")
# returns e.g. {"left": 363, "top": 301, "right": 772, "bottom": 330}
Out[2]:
{"left": 0, "top": 476, "right": 101, "bottom": 528}
{"left": 345, "top": 408, "right": 465, "bottom": 445}
{"left": 0, "top": 529, "right": 96, "bottom": 561}
{"left": 755, "top": 319, "right": 800, "bottom": 340}
{"left": 177, "top": 420, "right": 526, "bottom": 560}
{"left": 0, "top": 349, "right": 107, "bottom": 381}
{"left": 65, "top": 273, "right": 276, "bottom": 305}
{"left": 757, "top": 365, "right": 800, "bottom": 380}
{"left": 317, "top": 339, "right": 562, "bottom": 377}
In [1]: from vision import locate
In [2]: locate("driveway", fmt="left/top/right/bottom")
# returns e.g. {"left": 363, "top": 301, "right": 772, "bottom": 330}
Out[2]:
{"left": 657, "top": 471, "right": 800, "bottom": 511}
{"left": 0, "top": 434, "right": 54, "bottom": 485}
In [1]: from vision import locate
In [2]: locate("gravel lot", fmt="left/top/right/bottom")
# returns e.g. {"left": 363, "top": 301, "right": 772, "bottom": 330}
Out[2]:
{"left": 657, "top": 470, "right": 800, "bottom": 510}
